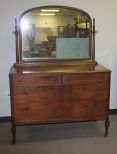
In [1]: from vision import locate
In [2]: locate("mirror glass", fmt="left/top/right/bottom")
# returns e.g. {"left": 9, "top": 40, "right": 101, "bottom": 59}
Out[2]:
{"left": 19, "top": 6, "right": 92, "bottom": 61}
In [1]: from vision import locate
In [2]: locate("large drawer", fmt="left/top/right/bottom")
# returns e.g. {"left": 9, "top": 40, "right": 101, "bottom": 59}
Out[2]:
{"left": 13, "top": 82, "right": 109, "bottom": 123}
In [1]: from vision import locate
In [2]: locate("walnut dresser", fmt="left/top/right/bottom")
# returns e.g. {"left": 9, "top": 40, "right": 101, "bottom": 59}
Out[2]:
{"left": 9, "top": 5, "right": 111, "bottom": 144}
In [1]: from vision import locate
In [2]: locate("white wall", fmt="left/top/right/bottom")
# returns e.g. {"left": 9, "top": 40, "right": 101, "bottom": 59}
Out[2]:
{"left": 0, "top": 0, "right": 117, "bottom": 117}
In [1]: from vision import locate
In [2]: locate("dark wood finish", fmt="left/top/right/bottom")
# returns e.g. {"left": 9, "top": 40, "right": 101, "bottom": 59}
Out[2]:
{"left": 9, "top": 64, "right": 111, "bottom": 143}
{"left": 9, "top": 6, "right": 111, "bottom": 144}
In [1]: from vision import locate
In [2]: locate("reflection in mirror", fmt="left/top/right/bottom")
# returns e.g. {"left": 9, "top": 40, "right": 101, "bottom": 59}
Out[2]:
{"left": 20, "top": 7, "right": 91, "bottom": 60}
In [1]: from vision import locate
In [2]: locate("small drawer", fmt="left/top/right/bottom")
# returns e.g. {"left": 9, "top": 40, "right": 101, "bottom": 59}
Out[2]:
{"left": 63, "top": 73, "right": 109, "bottom": 83}
{"left": 13, "top": 75, "right": 61, "bottom": 85}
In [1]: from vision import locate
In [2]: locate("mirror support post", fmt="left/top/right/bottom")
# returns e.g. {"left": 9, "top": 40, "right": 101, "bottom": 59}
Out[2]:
{"left": 92, "top": 18, "right": 95, "bottom": 61}
{"left": 14, "top": 18, "right": 20, "bottom": 63}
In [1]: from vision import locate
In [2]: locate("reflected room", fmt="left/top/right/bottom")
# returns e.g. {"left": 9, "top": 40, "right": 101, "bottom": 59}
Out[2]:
{"left": 20, "top": 7, "right": 91, "bottom": 60}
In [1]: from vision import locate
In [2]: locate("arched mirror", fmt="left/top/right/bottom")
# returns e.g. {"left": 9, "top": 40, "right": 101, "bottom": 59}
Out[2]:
{"left": 15, "top": 6, "right": 95, "bottom": 65}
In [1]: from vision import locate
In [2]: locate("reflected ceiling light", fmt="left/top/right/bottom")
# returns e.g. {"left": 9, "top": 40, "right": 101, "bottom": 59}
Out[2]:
{"left": 41, "top": 9, "right": 60, "bottom": 12}
{"left": 39, "top": 13, "right": 55, "bottom": 16}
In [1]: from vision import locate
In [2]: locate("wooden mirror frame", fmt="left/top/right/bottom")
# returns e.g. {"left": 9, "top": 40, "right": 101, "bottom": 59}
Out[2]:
{"left": 14, "top": 5, "right": 96, "bottom": 68}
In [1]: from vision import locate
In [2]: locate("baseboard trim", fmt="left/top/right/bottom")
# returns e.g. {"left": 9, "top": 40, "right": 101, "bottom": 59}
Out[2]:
{"left": 0, "top": 116, "right": 11, "bottom": 122}
{"left": 109, "top": 109, "right": 117, "bottom": 114}
{"left": 0, "top": 109, "right": 117, "bottom": 122}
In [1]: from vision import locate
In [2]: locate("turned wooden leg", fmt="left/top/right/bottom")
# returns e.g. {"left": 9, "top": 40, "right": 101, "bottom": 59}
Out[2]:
{"left": 11, "top": 126, "right": 16, "bottom": 144}
{"left": 104, "top": 119, "right": 110, "bottom": 137}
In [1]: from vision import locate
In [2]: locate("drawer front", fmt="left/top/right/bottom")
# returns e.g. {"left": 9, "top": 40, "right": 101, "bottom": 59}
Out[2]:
{"left": 13, "top": 72, "right": 109, "bottom": 85}
{"left": 66, "top": 83, "right": 108, "bottom": 120}
{"left": 13, "top": 82, "right": 109, "bottom": 123}
{"left": 70, "top": 82, "right": 109, "bottom": 120}
{"left": 13, "top": 75, "right": 61, "bottom": 85}
{"left": 63, "top": 72, "right": 109, "bottom": 83}
{"left": 13, "top": 86, "right": 71, "bottom": 123}
{"left": 71, "top": 82, "right": 109, "bottom": 100}
{"left": 72, "top": 99, "right": 108, "bottom": 120}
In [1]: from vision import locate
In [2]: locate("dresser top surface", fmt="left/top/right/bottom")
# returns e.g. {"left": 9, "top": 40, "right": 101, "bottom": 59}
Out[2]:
{"left": 9, "top": 63, "right": 111, "bottom": 75}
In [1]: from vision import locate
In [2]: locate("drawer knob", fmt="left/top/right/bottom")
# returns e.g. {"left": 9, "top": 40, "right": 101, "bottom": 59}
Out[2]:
{"left": 24, "top": 107, "right": 29, "bottom": 111}
{"left": 72, "top": 95, "right": 80, "bottom": 101}
{"left": 51, "top": 77, "right": 59, "bottom": 82}
{"left": 64, "top": 76, "right": 72, "bottom": 81}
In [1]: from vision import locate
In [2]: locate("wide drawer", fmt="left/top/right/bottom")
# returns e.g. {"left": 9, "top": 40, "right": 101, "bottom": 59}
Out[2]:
{"left": 14, "top": 98, "right": 108, "bottom": 123}
{"left": 13, "top": 75, "right": 61, "bottom": 85}
{"left": 63, "top": 72, "right": 109, "bottom": 83}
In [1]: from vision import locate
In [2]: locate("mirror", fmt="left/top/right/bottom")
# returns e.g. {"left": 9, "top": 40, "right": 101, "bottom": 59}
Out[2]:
{"left": 16, "top": 6, "right": 93, "bottom": 63}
